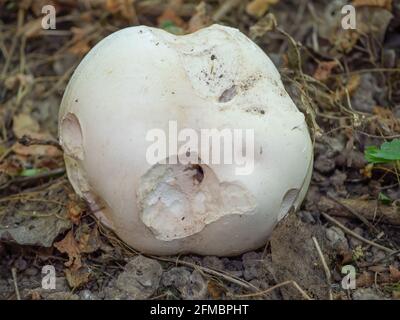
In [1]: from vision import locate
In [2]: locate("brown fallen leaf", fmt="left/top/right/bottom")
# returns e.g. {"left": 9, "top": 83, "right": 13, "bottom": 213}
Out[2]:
{"left": 158, "top": 7, "right": 186, "bottom": 28}
{"left": 188, "top": 2, "right": 211, "bottom": 33}
{"left": 318, "top": 196, "right": 400, "bottom": 226}
{"left": 54, "top": 230, "right": 82, "bottom": 271}
{"left": 352, "top": 0, "right": 392, "bottom": 11}
{"left": 13, "top": 113, "right": 40, "bottom": 138}
{"left": 105, "top": 0, "right": 138, "bottom": 24}
{"left": 207, "top": 280, "right": 226, "bottom": 299}
{"left": 12, "top": 133, "right": 62, "bottom": 158}
{"left": 370, "top": 106, "right": 400, "bottom": 134}
{"left": 389, "top": 266, "right": 400, "bottom": 282}
{"left": 78, "top": 226, "right": 102, "bottom": 254}
{"left": 249, "top": 13, "right": 277, "bottom": 40}
{"left": 246, "top": 0, "right": 279, "bottom": 18}
{"left": 313, "top": 61, "right": 339, "bottom": 82}
{"left": 65, "top": 267, "right": 91, "bottom": 288}
{"left": 67, "top": 200, "right": 82, "bottom": 225}
{"left": 335, "top": 74, "right": 360, "bottom": 100}
{"left": 356, "top": 271, "right": 374, "bottom": 287}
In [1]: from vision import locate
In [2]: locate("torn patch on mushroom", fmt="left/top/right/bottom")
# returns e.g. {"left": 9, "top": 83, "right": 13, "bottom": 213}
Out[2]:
{"left": 137, "top": 162, "right": 257, "bottom": 241}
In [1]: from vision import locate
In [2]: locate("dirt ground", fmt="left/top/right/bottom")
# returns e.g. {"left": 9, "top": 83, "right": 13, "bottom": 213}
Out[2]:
{"left": 1, "top": 0, "right": 400, "bottom": 300}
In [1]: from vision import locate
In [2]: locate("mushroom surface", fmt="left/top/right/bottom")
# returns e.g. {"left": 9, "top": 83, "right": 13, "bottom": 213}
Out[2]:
{"left": 59, "top": 24, "right": 313, "bottom": 256}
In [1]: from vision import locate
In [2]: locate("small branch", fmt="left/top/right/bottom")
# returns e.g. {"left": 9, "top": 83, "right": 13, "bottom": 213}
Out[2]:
{"left": 321, "top": 213, "right": 395, "bottom": 254}
{"left": 11, "top": 268, "right": 21, "bottom": 300}
{"left": 234, "top": 280, "right": 312, "bottom": 300}
{"left": 18, "top": 134, "right": 63, "bottom": 150}
{"left": 326, "top": 194, "right": 380, "bottom": 234}
{"left": 149, "top": 255, "right": 260, "bottom": 293}
{"left": 312, "top": 236, "right": 333, "bottom": 300}
{"left": 320, "top": 196, "right": 400, "bottom": 226}
{"left": 0, "top": 167, "right": 66, "bottom": 191}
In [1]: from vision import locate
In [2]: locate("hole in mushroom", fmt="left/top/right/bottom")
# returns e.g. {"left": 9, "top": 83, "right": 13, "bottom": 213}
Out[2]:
{"left": 137, "top": 159, "right": 257, "bottom": 241}
{"left": 278, "top": 188, "right": 299, "bottom": 221}
{"left": 60, "top": 112, "right": 84, "bottom": 160}
{"left": 218, "top": 85, "right": 237, "bottom": 103}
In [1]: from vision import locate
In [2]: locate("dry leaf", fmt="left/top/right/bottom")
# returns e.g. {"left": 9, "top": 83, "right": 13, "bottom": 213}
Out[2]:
{"left": 12, "top": 133, "right": 62, "bottom": 158}
{"left": 249, "top": 13, "right": 277, "bottom": 39}
{"left": 389, "top": 266, "right": 400, "bottom": 282}
{"left": 353, "top": 0, "right": 392, "bottom": 11}
{"left": 370, "top": 106, "right": 400, "bottom": 134}
{"left": 105, "top": 0, "right": 138, "bottom": 23}
{"left": 18, "top": 18, "right": 43, "bottom": 38}
{"left": 5, "top": 73, "right": 34, "bottom": 90}
{"left": 246, "top": 0, "right": 279, "bottom": 18}
{"left": 188, "top": 2, "right": 211, "bottom": 33}
{"left": 158, "top": 7, "right": 185, "bottom": 28}
{"left": 68, "top": 27, "right": 91, "bottom": 56}
{"left": 207, "top": 280, "right": 226, "bottom": 299}
{"left": 13, "top": 113, "right": 40, "bottom": 138}
{"left": 356, "top": 271, "right": 374, "bottom": 287}
{"left": 335, "top": 74, "right": 360, "bottom": 100}
{"left": 54, "top": 230, "right": 82, "bottom": 271}
{"left": 67, "top": 200, "right": 82, "bottom": 225}
{"left": 313, "top": 61, "right": 339, "bottom": 81}
{"left": 65, "top": 267, "right": 91, "bottom": 288}
{"left": 78, "top": 226, "right": 102, "bottom": 254}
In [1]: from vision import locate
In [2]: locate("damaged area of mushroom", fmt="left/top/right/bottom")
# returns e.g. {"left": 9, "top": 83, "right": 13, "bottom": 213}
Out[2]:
{"left": 137, "top": 162, "right": 257, "bottom": 241}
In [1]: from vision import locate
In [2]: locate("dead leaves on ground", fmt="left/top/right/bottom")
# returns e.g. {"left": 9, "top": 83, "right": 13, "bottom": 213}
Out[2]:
{"left": 246, "top": 0, "right": 279, "bottom": 18}
{"left": 54, "top": 225, "right": 102, "bottom": 288}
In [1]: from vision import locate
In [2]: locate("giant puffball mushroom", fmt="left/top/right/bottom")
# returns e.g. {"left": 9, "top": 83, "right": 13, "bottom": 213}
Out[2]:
{"left": 59, "top": 24, "right": 313, "bottom": 256}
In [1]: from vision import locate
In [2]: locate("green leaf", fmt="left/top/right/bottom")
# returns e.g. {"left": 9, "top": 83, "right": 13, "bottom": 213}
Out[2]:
{"left": 160, "top": 20, "right": 183, "bottom": 35}
{"left": 364, "top": 139, "right": 400, "bottom": 164}
{"left": 19, "top": 168, "right": 44, "bottom": 177}
{"left": 378, "top": 192, "right": 391, "bottom": 205}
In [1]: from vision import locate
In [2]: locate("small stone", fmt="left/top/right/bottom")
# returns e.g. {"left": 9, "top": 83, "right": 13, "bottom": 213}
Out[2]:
{"left": 116, "top": 255, "right": 163, "bottom": 299}
{"left": 79, "top": 289, "right": 97, "bottom": 300}
{"left": 353, "top": 288, "right": 385, "bottom": 300}
{"left": 14, "top": 257, "right": 27, "bottom": 271}
{"left": 349, "top": 227, "right": 364, "bottom": 248}
{"left": 180, "top": 270, "right": 207, "bottom": 300}
{"left": 242, "top": 251, "right": 262, "bottom": 281}
{"left": 326, "top": 226, "right": 349, "bottom": 251}
{"left": 47, "top": 292, "right": 79, "bottom": 300}
{"left": 162, "top": 267, "right": 191, "bottom": 288}
{"left": 202, "top": 256, "right": 224, "bottom": 270}
{"left": 221, "top": 258, "right": 243, "bottom": 278}
{"left": 162, "top": 267, "right": 207, "bottom": 299}
{"left": 297, "top": 210, "right": 316, "bottom": 224}
{"left": 314, "top": 155, "right": 335, "bottom": 174}
{"left": 24, "top": 267, "right": 38, "bottom": 277}
{"left": 371, "top": 247, "right": 386, "bottom": 262}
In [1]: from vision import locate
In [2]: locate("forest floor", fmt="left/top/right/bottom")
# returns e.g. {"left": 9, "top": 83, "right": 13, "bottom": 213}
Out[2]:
{"left": 0, "top": 0, "right": 400, "bottom": 300}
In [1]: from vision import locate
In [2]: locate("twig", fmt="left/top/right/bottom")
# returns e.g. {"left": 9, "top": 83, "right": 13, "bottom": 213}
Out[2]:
{"left": 234, "top": 280, "right": 312, "bottom": 300}
{"left": 212, "top": 0, "right": 241, "bottom": 21}
{"left": 326, "top": 194, "right": 379, "bottom": 234}
{"left": 11, "top": 268, "right": 21, "bottom": 300}
{"left": 321, "top": 213, "right": 395, "bottom": 254}
{"left": 0, "top": 167, "right": 66, "bottom": 191}
{"left": 149, "top": 255, "right": 260, "bottom": 293}
{"left": 312, "top": 236, "right": 333, "bottom": 300}
{"left": 18, "top": 134, "right": 62, "bottom": 150}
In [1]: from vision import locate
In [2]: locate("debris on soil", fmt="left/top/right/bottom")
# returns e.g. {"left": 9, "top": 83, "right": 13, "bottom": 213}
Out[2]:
{"left": 1, "top": 0, "right": 400, "bottom": 300}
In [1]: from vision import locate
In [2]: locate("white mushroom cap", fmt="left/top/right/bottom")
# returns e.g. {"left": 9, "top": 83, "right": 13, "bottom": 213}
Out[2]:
{"left": 59, "top": 25, "right": 313, "bottom": 256}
